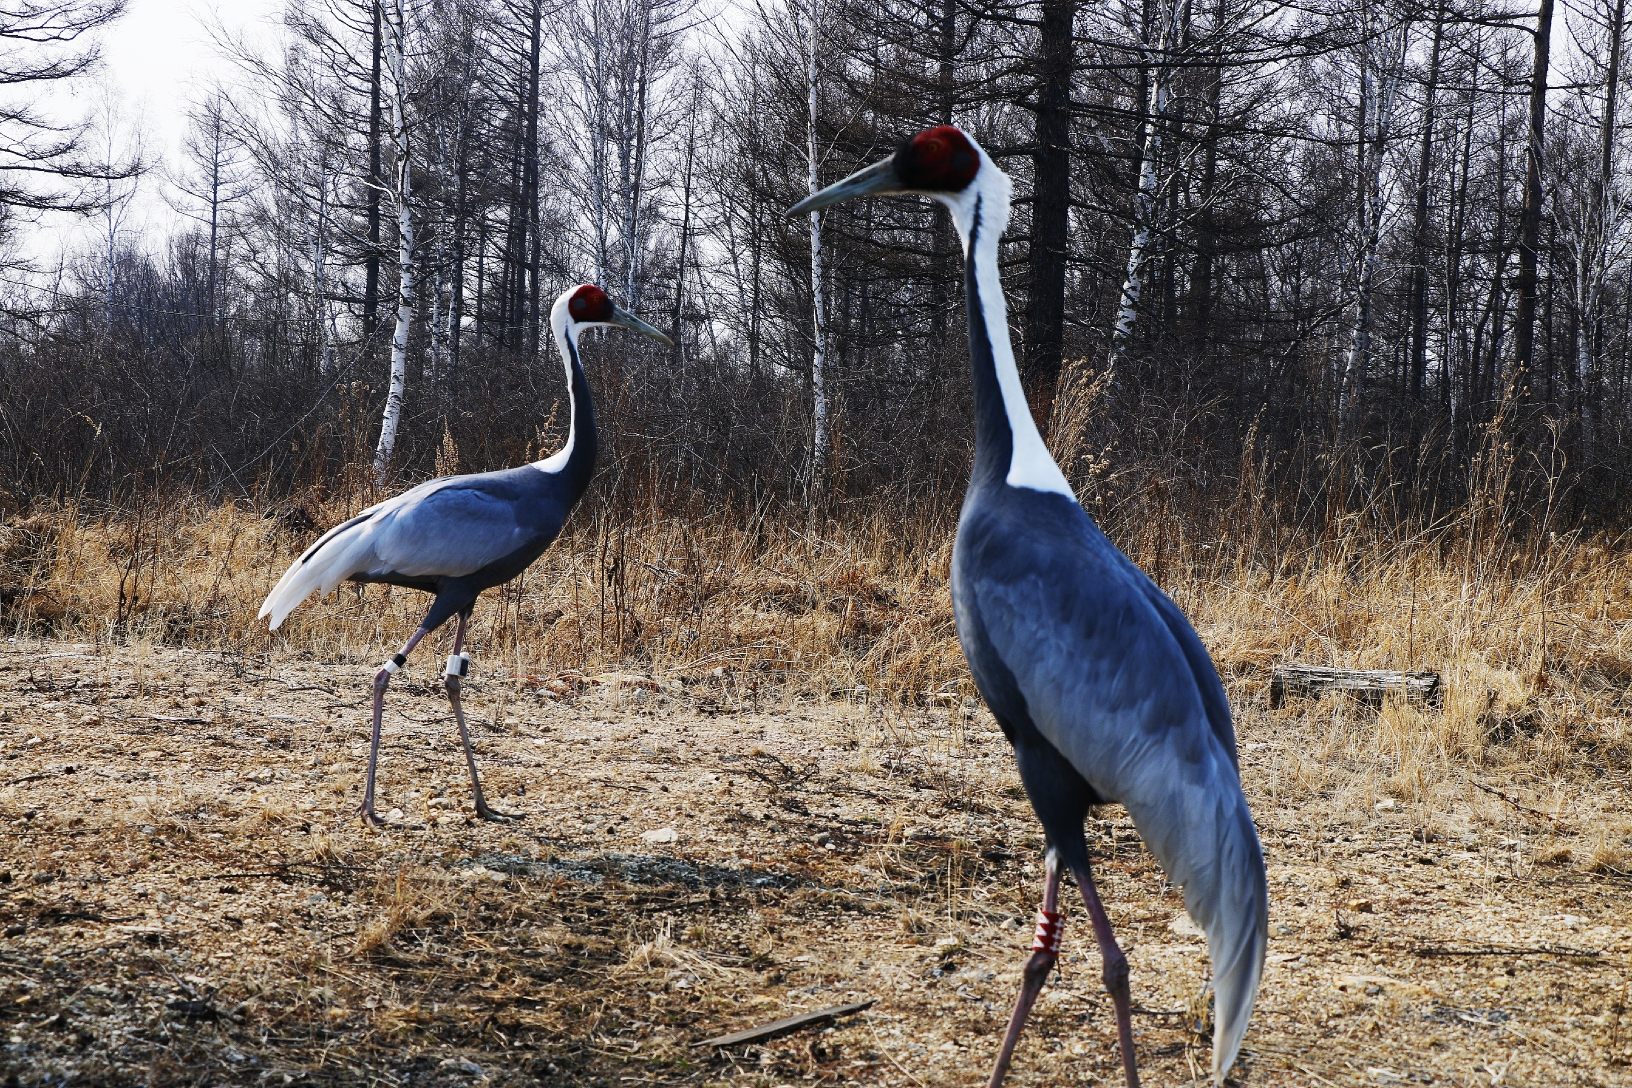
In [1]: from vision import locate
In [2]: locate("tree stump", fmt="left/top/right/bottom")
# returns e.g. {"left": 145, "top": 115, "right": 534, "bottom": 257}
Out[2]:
{"left": 1269, "top": 664, "right": 1442, "bottom": 709}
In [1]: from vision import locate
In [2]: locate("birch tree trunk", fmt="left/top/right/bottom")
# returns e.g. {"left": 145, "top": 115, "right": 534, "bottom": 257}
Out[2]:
{"left": 374, "top": 0, "right": 416, "bottom": 484}
{"left": 1108, "top": 0, "right": 1188, "bottom": 374}
{"left": 365, "top": 1, "right": 382, "bottom": 341}
{"left": 806, "top": 0, "right": 829, "bottom": 501}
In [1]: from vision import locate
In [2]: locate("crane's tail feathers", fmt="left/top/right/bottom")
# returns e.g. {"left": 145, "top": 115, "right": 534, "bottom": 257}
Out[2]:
{"left": 258, "top": 513, "right": 378, "bottom": 631}
{"left": 1189, "top": 793, "right": 1267, "bottom": 1086}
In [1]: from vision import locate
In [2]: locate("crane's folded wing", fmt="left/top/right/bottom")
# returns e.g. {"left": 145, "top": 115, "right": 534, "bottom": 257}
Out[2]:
{"left": 970, "top": 546, "right": 1265, "bottom": 1083}
{"left": 365, "top": 480, "right": 533, "bottom": 579}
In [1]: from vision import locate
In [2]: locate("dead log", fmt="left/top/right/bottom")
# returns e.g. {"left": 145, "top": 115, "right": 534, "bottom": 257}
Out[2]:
{"left": 1269, "top": 664, "right": 1441, "bottom": 709}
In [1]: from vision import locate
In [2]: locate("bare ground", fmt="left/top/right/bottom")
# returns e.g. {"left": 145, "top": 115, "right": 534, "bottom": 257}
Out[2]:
{"left": 0, "top": 638, "right": 1628, "bottom": 1087}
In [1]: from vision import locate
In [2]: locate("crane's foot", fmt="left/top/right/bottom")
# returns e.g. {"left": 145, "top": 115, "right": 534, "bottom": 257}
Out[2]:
{"left": 474, "top": 801, "right": 525, "bottom": 823}
{"left": 357, "top": 803, "right": 388, "bottom": 827}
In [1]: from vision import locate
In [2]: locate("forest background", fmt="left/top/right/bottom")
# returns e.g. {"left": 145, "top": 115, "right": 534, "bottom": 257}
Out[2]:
{"left": 1, "top": 0, "right": 1630, "bottom": 666}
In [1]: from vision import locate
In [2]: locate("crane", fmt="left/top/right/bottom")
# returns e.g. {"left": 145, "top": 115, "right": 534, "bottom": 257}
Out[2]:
{"left": 790, "top": 127, "right": 1266, "bottom": 1088}
{"left": 259, "top": 284, "right": 671, "bottom": 825}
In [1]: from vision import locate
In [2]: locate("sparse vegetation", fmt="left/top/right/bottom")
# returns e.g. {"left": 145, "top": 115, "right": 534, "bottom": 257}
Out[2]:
{"left": 0, "top": 490, "right": 1628, "bottom": 1084}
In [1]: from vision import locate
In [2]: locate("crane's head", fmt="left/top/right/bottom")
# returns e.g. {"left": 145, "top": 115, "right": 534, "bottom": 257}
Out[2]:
{"left": 787, "top": 125, "right": 1004, "bottom": 238}
{"left": 556, "top": 284, "right": 673, "bottom": 345}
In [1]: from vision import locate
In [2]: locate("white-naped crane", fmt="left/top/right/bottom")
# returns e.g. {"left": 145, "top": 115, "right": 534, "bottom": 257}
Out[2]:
{"left": 259, "top": 284, "right": 671, "bottom": 825}
{"left": 790, "top": 127, "right": 1266, "bottom": 1088}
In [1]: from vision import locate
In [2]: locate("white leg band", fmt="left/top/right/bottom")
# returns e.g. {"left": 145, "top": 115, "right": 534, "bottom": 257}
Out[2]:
{"left": 444, "top": 652, "right": 470, "bottom": 679}
{"left": 382, "top": 652, "right": 407, "bottom": 675}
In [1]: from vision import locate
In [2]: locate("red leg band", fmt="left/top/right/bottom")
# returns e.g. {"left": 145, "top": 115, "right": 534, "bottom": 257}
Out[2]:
{"left": 1031, "top": 907, "right": 1064, "bottom": 953}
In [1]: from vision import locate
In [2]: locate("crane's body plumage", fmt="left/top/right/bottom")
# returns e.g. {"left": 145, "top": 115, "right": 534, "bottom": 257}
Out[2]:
{"left": 260, "top": 293, "right": 598, "bottom": 635}
{"left": 259, "top": 285, "right": 667, "bottom": 823}
{"left": 791, "top": 128, "right": 1266, "bottom": 1087}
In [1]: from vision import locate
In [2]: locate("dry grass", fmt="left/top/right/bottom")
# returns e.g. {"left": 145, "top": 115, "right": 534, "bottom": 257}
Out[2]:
{"left": 0, "top": 494, "right": 1629, "bottom": 1085}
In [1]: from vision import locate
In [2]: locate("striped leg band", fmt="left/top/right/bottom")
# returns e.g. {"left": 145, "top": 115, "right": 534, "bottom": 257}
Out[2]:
{"left": 1031, "top": 908, "right": 1064, "bottom": 954}
{"left": 381, "top": 653, "right": 407, "bottom": 675}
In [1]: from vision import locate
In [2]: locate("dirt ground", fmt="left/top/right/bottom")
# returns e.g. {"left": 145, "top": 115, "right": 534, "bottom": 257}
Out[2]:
{"left": 0, "top": 637, "right": 1627, "bottom": 1087}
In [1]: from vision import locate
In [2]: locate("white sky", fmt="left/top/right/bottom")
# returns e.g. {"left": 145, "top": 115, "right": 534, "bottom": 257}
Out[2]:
{"left": 25, "top": 0, "right": 284, "bottom": 264}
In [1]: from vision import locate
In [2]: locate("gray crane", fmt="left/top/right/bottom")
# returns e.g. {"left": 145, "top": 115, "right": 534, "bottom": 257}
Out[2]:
{"left": 790, "top": 126, "right": 1266, "bottom": 1088}
{"left": 260, "top": 284, "right": 670, "bottom": 824}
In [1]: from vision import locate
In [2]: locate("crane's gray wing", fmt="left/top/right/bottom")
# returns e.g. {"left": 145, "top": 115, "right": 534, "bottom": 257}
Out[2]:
{"left": 259, "top": 476, "right": 530, "bottom": 629}
{"left": 1135, "top": 579, "right": 1239, "bottom": 767}
{"left": 970, "top": 551, "right": 1266, "bottom": 1083}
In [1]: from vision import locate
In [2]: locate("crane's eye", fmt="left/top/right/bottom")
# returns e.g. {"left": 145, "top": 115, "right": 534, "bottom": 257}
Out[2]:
{"left": 569, "top": 284, "right": 613, "bottom": 321}
{"left": 897, "top": 125, "right": 979, "bottom": 192}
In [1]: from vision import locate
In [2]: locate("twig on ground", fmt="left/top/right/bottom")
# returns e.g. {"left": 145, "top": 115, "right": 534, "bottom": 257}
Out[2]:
{"left": 697, "top": 998, "right": 876, "bottom": 1048}
{"left": 1472, "top": 780, "right": 1558, "bottom": 820}
{"left": 1412, "top": 944, "right": 1609, "bottom": 961}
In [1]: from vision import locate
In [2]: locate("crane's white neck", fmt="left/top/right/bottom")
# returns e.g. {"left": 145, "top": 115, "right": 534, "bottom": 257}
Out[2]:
{"left": 941, "top": 147, "right": 1074, "bottom": 498}
{"left": 532, "top": 296, "right": 582, "bottom": 473}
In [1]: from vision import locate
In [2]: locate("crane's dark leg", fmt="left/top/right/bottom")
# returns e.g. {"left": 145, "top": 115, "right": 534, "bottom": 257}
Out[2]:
{"left": 445, "top": 612, "right": 521, "bottom": 822}
{"left": 984, "top": 848, "right": 1063, "bottom": 1088}
{"left": 361, "top": 627, "right": 429, "bottom": 826}
{"left": 1066, "top": 857, "right": 1140, "bottom": 1088}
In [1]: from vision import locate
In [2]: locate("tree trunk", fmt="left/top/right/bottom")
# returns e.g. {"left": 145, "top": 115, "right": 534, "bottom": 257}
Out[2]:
{"left": 806, "top": 0, "right": 829, "bottom": 501}
{"left": 1187, "top": 0, "right": 1224, "bottom": 348}
{"left": 524, "top": 0, "right": 542, "bottom": 353}
{"left": 1023, "top": 0, "right": 1074, "bottom": 424}
{"left": 1110, "top": 0, "right": 1188, "bottom": 376}
{"left": 670, "top": 78, "right": 699, "bottom": 371}
{"left": 1408, "top": 1, "right": 1446, "bottom": 402}
{"left": 1509, "top": 0, "right": 1555, "bottom": 421}
{"left": 625, "top": 0, "right": 653, "bottom": 308}
{"left": 1581, "top": 0, "right": 1624, "bottom": 461}
{"left": 365, "top": 0, "right": 382, "bottom": 341}
{"left": 373, "top": 0, "right": 415, "bottom": 484}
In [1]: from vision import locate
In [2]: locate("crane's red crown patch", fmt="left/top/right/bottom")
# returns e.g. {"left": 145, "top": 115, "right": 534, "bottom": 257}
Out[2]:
{"left": 896, "top": 125, "right": 979, "bottom": 192}
{"left": 568, "top": 284, "right": 613, "bottom": 322}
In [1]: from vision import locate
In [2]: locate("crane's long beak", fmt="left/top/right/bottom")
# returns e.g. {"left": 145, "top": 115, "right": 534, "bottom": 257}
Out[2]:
{"left": 787, "top": 157, "right": 901, "bottom": 216}
{"left": 608, "top": 304, "right": 674, "bottom": 346}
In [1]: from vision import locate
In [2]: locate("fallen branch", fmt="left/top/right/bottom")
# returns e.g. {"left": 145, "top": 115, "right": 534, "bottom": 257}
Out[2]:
{"left": 1412, "top": 944, "right": 1603, "bottom": 959}
{"left": 697, "top": 998, "right": 876, "bottom": 1048}
{"left": 1471, "top": 780, "right": 1558, "bottom": 820}
{"left": 1269, "top": 664, "right": 1441, "bottom": 709}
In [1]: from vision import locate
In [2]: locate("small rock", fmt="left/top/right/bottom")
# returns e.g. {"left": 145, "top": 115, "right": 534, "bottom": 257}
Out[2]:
{"left": 591, "top": 671, "right": 659, "bottom": 691}
{"left": 1168, "top": 912, "right": 1205, "bottom": 939}
{"left": 641, "top": 827, "right": 678, "bottom": 844}
{"left": 307, "top": 892, "right": 329, "bottom": 905}
{"left": 813, "top": 832, "right": 832, "bottom": 846}
{"left": 1272, "top": 923, "right": 1293, "bottom": 936}
{"left": 1346, "top": 899, "right": 1375, "bottom": 914}
{"left": 386, "top": 808, "right": 404, "bottom": 823}
{"left": 1374, "top": 798, "right": 1399, "bottom": 813}
{"left": 438, "top": 1058, "right": 484, "bottom": 1076}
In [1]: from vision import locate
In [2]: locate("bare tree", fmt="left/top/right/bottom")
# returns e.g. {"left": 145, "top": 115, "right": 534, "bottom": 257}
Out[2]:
{"left": 0, "top": 1, "right": 136, "bottom": 261}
